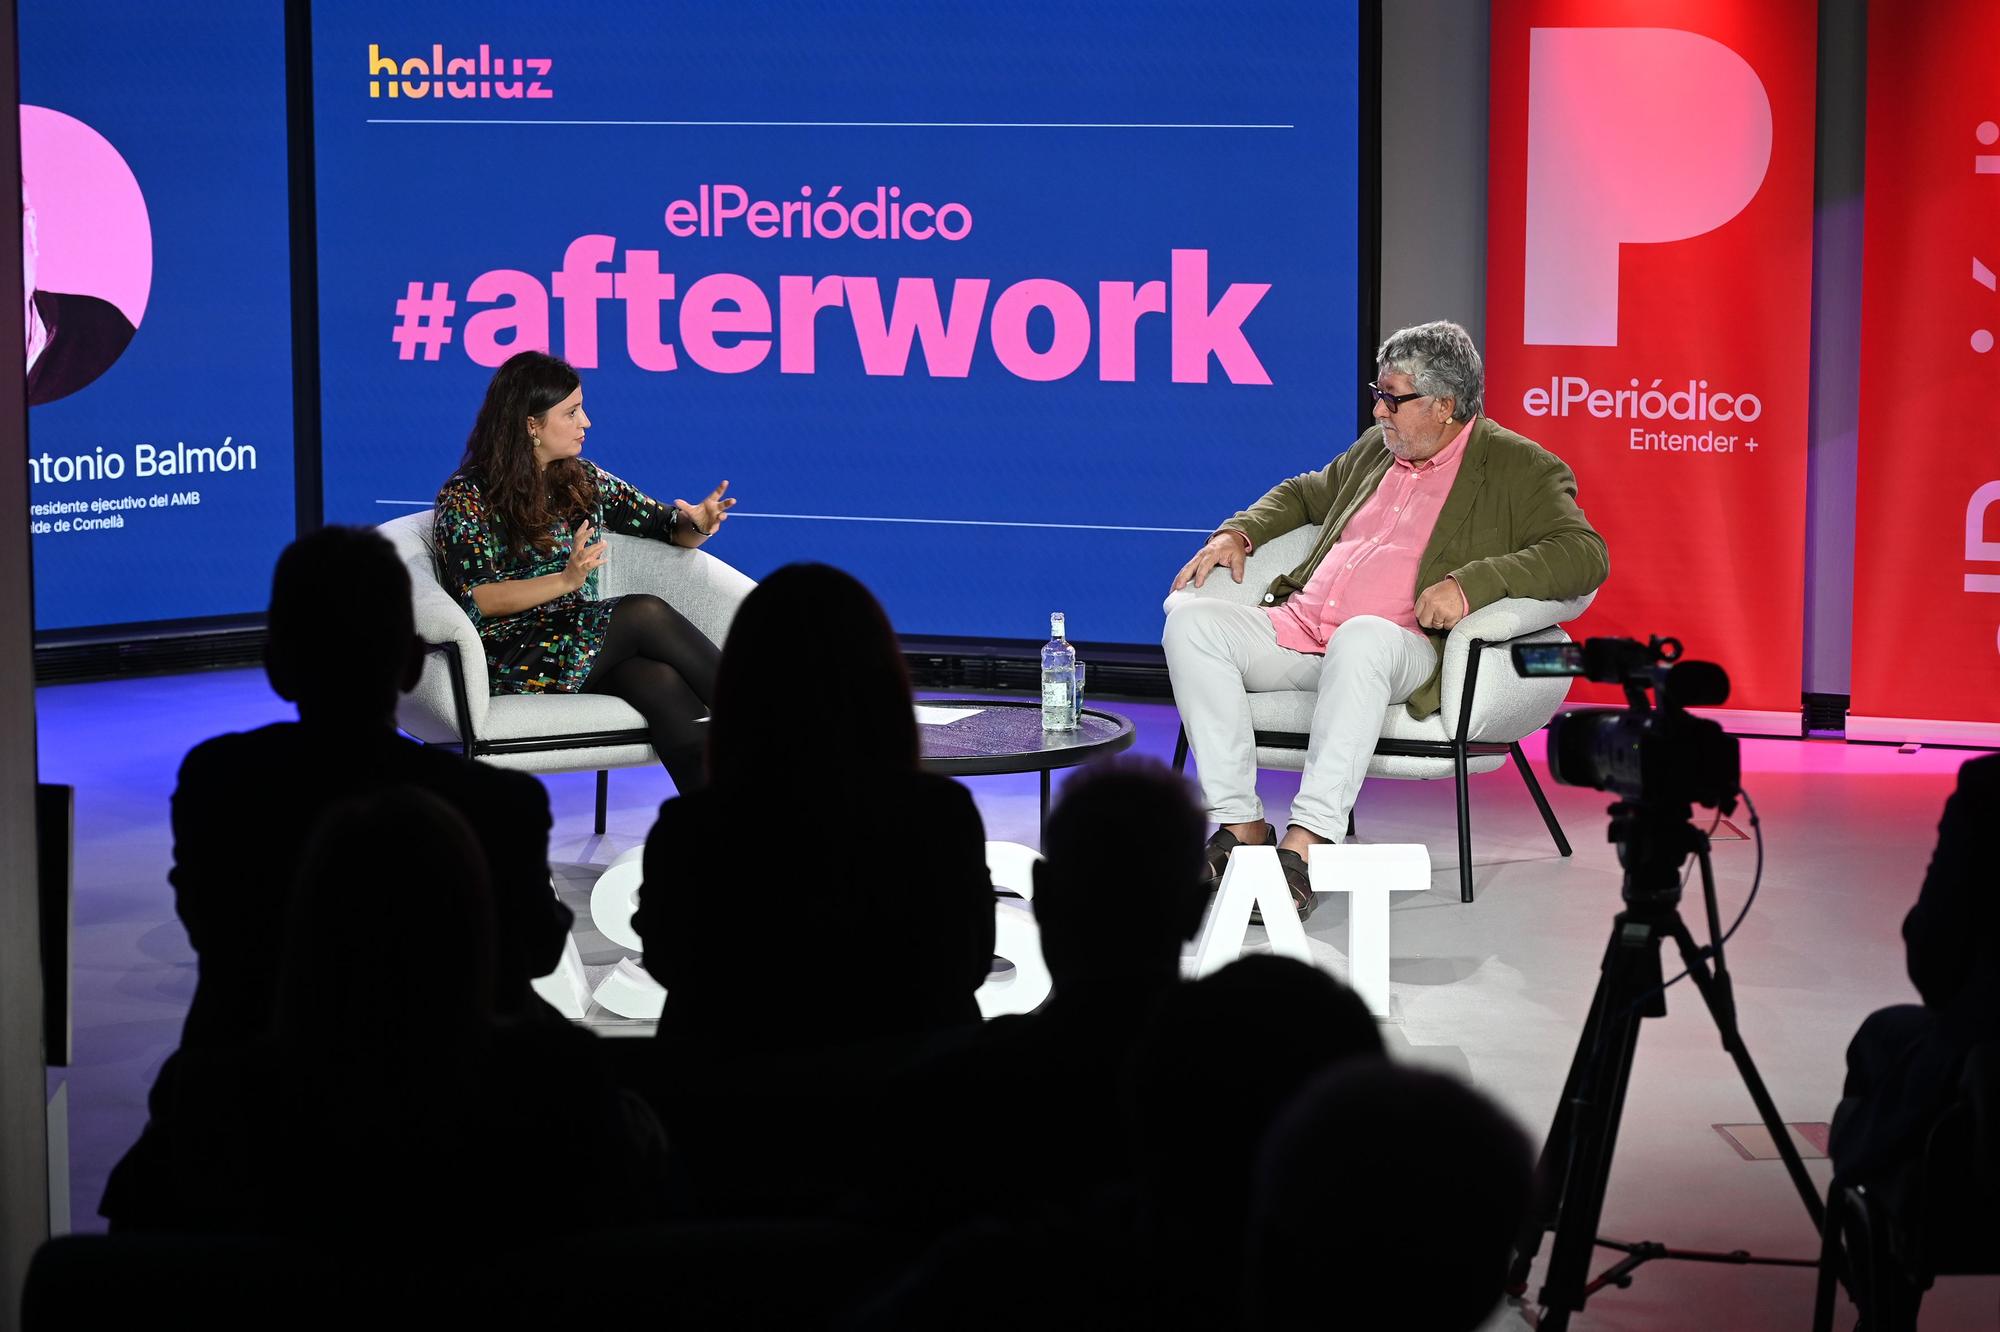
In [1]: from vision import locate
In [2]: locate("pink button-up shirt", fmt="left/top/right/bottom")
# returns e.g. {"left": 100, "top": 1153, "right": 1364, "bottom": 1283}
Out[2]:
{"left": 1261, "top": 417, "right": 1475, "bottom": 653}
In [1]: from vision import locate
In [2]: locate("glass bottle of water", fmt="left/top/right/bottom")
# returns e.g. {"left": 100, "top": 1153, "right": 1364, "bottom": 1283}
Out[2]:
{"left": 1041, "top": 612, "right": 1077, "bottom": 731}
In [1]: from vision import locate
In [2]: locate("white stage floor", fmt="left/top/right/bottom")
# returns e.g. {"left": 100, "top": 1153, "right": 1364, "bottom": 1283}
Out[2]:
{"left": 33, "top": 667, "right": 2000, "bottom": 1328}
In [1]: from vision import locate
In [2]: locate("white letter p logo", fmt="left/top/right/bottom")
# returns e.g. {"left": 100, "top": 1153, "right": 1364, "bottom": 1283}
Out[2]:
{"left": 1524, "top": 28, "right": 1773, "bottom": 347}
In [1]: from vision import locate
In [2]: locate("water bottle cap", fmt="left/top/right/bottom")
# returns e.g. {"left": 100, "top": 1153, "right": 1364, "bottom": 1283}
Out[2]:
{"left": 1051, "top": 612, "right": 1066, "bottom": 637}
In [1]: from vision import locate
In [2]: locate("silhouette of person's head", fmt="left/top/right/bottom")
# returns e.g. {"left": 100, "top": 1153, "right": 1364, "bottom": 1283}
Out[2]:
{"left": 264, "top": 526, "right": 423, "bottom": 725}
{"left": 1128, "top": 956, "right": 1381, "bottom": 1183}
{"left": 706, "top": 562, "right": 916, "bottom": 786}
{"left": 1246, "top": 1060, "right": 1535, "bottom": 1332}
{"left": 277, "top": 785, "right": 497, "bottom": 1055}
{"left": 1125, "top": 956, "right": 1383, "bottom": 1318}
{"left": 1033, "top": 756, "right": 1207, "bottom": 998}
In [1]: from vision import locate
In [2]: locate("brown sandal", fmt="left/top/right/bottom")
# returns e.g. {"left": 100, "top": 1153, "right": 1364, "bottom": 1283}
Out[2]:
{"left": 1251, "top": 847, "right": 1318, "bottom": 926}
{"left": 1202, "top": 822, "right": 1277, "bottom": 891}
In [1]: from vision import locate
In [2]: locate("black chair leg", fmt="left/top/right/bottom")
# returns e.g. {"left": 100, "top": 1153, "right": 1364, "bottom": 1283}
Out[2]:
{"left": 1812, "top": 1180, "right": 1845, "bottom": 1332}
{"left": 1830, "top": 1181, "right": 1924, "bottom": 1332}
{"left": 1172, "top": 725, "right": 1189, "bottom": 773}
{"left": 1453, "top": 743, "right": 1474, "bottom": 903}
{"left": 594, "top": 770, "right": 609, "bottom": 836}
{"left": 1512, "top": 742, "right": 1572, "bottom": 857}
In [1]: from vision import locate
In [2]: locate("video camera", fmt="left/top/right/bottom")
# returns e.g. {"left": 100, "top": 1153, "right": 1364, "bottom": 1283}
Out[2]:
{"left": 1512, "top": 635, "right": 1739, "bottom": 814}
{"left": 1504, "top": 638, "right": 1817, "bottom": 1326}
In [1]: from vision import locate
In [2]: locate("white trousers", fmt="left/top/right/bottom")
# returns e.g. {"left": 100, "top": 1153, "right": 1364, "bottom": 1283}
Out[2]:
{"left": 1161, "top": 600, "right": 1437, "bottom": 840}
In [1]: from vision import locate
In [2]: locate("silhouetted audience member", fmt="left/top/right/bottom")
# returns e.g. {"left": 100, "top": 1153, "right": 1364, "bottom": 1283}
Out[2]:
{"left": 632, "top": 562, "right": 994, "bottom": 1215}
{"left": 174, "top": 525, "right": 567, "bottom": 1046}
{"left": 101, "top": 526, "right": 568, "bottom": 1227}
{"left": 874, "top": 756, "right": 1209, "bottom": 1230}
{"left": 1033, "top": 756, "right": 1210, "bottom": 1003}
{"left": 1832, "top": 752, "right": 2000, "bottom": 1184}
{"left": 1124, "top": 956, "right": 1383, "bottom": 1328}
{"left": 112, "top": 789, "right": 668, "bottom": 1239}
{"left": 1245, "top": 1060, "right": 1535, "bottom": 1331}
{"left": 851, "top": 955, "right": 1385, "bottom": 1328}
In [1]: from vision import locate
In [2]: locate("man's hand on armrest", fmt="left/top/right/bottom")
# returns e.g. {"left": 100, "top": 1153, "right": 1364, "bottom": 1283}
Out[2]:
{"left": 1415, "top": 576, "right": 1468, "bottom": 632}
{"left": 1171, "top": 530, "right": 1251, "bottom": 591}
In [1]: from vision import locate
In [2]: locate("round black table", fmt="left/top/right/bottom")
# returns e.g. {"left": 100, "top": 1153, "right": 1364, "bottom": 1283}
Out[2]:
{"left": 917, "top": 698, "right": 1137, "bottom": 836}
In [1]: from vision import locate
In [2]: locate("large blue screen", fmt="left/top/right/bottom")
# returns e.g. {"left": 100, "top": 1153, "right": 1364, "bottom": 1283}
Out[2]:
{"left": 23, "top": 2, "right": 298, "bottom": 632}
{"left": 314, "top": 0, "right": 1360, "bottom": 646}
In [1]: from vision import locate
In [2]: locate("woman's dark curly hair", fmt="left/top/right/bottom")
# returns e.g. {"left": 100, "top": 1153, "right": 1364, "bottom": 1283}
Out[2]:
{"left": 456, "top": 350, "right": 597, "bottom": 553}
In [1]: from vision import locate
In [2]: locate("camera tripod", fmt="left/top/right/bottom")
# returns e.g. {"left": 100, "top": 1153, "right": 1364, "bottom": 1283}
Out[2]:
{"left": 1507, "top": 799, "right": 1826, "bottom": 1331}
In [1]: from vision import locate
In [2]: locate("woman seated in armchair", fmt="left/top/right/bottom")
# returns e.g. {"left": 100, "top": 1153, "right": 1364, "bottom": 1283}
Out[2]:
{"left": 434, "top": 349, "right": 736, "bottom": 792}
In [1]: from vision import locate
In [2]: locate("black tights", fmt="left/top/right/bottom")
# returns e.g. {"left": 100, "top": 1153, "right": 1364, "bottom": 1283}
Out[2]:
{"left": 581, "top": 594, "right": 720, "bottom": 793}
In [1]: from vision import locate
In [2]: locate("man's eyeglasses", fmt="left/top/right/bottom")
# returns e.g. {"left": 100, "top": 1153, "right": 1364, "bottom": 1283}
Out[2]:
{"left": 1366, "top": 382, "right": 1426, "bottom": 413}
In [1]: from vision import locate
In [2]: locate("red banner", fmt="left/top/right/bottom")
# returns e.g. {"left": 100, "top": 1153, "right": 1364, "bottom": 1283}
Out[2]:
{"left": 1484, "top": 1, "right": 1818, "bottom": 718}
{"left": 1849, "top": 1, "right": 2000, "bottom": 744}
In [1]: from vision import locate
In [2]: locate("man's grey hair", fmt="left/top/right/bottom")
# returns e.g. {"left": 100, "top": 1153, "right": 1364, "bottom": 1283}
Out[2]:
{"left": 1376, "top": 320, "right": 1483, "bottom": 421}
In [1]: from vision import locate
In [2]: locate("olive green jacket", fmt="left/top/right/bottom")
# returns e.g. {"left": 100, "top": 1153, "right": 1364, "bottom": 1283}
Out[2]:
{"left": 1220, "top": 416, "right": 1609, "bottom": 719}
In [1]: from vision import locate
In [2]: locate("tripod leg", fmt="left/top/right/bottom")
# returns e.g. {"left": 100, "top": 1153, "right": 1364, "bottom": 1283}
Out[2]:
{"left": 1533, "top": 940, "right": 1654, "bottom": 1331}
{"left": 1666, "top": 916, "right": 1827, "bottom": 1229}
{"left": 1509, "top": 961, "right": 1616, "bottom": 1288}
{"left": 1512, "top": 913, "right": 1663, "bottom": 1329}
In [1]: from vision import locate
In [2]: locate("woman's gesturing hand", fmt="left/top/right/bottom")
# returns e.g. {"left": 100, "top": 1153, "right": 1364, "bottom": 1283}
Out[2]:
{"left": 564, "top": 519, "right": 608, "bottom": 591}
{"left": 674, "top": 479, "right": 736, "bottom": 547}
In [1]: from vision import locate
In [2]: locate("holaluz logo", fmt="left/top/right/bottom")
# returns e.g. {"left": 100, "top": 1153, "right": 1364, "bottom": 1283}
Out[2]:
{"left": 368, "top": 44, "right": 553, "bottom": 100}
{"left": 1523, "top": 28, "right": 1771, "bottom": 346}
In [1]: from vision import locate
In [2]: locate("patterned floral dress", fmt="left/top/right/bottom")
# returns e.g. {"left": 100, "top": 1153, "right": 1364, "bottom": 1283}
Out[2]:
{"left": 433, "top": 460, "right": 682, "bottom": 694}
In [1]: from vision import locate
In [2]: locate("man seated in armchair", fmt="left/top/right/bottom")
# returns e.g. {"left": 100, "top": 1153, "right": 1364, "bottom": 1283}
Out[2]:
{"left": 1162, "top": 320, "right": 1609, "bottom": 920}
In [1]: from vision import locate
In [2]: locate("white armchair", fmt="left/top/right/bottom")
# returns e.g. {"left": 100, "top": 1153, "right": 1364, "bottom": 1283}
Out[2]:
{"left": 1163, "top": 525, "right": 1590, "bottom": 902}
{"left": 376, "top": 510, "right": 756, "bottom": 832}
